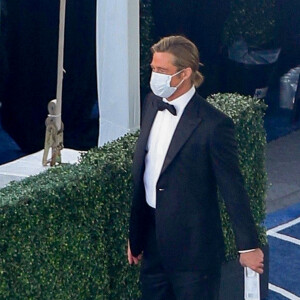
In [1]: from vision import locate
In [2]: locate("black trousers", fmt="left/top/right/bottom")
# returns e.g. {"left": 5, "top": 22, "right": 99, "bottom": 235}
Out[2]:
{"left": 140, "top": 206, "right": 221, "bottom": 300}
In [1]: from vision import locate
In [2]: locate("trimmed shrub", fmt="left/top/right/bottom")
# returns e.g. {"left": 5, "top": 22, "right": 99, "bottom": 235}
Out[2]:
{"left": 0, "top": 93, "right": 267, "bottom": 298}
{"left": 0, "top": 164, "right": 111, "bottom": 299}
{"left": 207, "top": 93, "right": 268, "bottom": 259}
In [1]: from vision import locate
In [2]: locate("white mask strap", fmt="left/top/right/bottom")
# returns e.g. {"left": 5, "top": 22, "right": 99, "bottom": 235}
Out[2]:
{"left": 171, "top": 69, "right": 184, "bottom": 78}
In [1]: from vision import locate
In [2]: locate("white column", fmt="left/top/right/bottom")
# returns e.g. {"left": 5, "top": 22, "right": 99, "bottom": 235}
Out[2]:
{"left": 96, "top": 0, "right": 140, "bottom": 146}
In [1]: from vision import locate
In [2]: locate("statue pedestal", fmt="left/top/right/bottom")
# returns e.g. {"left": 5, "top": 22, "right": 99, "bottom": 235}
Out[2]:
{"left": 0, "top": 148, "right": 82, "bottom": 189}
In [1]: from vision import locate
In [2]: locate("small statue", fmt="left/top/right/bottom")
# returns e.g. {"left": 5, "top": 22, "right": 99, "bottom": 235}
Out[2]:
{"left": 42, "top": 99, "right": 64, "bottom": 166}
{"left": 42, "top": 0, "right": 66, "bottom": 167}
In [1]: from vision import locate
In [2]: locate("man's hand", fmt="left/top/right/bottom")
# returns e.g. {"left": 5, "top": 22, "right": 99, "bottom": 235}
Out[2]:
{"left": 127, "top": 240, "right": 142, "bottom": 265}
{"left": 239, "top": 248, "right": 264, "bottom": 274}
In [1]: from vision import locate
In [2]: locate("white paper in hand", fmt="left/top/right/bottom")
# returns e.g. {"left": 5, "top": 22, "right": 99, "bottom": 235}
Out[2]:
{"left": 244, "top": 267, "right": 260, "bottom": 300}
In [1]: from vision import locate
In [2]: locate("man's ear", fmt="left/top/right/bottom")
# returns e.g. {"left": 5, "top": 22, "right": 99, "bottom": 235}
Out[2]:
{"left": 182, "top": 67, "right": 193, "bottom": 80}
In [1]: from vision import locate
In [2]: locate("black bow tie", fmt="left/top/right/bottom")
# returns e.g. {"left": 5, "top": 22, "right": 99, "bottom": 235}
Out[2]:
{"left": 156, "top": 100, "right": 177, "bottom": 116}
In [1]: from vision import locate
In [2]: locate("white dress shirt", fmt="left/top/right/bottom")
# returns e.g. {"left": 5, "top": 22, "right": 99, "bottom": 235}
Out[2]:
{"left": 143, "top": 86, "right": 196, "bottom": 208}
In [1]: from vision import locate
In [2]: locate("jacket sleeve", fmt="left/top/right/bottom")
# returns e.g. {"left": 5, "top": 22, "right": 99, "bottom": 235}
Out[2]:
{"left": 209, "top": 117, "right": 259, "bottom": 251}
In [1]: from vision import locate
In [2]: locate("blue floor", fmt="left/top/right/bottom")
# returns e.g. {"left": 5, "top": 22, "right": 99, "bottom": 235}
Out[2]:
{"left": 264, "top": 202, "right": 300, "bottom": 230}
{"left": 268, "top": 237, "right": 300, "bottom": 296}
{"left": 281, "top": 223, "right": 300, "bottom": 239}
{"left": 265, "top": 202, "right": 300, "bottom": 299}
{"left": 268, "top": 290, "right": 292, "bottom": 300}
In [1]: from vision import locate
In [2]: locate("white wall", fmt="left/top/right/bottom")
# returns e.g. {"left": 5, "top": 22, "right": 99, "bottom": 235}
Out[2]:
{"left": 96, "top": 0, "right": 140, "bottom": 146}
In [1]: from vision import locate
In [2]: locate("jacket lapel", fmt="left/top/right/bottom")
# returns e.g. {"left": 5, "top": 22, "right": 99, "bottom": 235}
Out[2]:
{"left": 160, "top": 95, "right": 202, "bottom": 176}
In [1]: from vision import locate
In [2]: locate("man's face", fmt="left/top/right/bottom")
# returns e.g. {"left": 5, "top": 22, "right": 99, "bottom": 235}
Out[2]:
{"left": 150, "top": 52, "right": 183, "bottom": 88}
{"left": 150, "top": 51, "right": 192, "bottom": 101}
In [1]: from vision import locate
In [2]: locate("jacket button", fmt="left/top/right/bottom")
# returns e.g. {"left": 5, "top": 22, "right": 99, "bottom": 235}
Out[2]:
{"left": 158, "top": 188, "right": 164, "bottom": 192}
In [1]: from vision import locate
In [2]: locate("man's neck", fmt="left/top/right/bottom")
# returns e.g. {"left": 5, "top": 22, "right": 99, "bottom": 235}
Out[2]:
{"left": 166, "top": 83, "right": 193, "bottom": 102}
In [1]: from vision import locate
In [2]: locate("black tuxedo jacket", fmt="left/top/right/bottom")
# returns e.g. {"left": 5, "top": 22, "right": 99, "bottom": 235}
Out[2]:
{"left": 129, "top": 92, "right": 259, "bottom": 272}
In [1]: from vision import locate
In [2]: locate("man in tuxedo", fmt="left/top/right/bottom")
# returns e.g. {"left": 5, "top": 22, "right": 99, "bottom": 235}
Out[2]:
{"left": 128, "top": 36, "right": 264, "bottom": 300}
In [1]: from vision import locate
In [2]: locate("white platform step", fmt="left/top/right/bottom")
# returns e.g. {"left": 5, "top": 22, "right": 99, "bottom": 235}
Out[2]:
{"left": 0, "top": 148, "right": 83, "bottom": 189}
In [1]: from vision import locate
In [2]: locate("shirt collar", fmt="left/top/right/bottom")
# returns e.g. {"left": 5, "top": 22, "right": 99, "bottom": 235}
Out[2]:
{"left": 163, "top": 86, "right": 196, "bottom": 116}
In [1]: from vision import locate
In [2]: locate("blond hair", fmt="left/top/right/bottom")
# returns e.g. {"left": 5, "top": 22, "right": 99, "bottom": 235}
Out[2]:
{"left": 151, "top": 36, "right": 204, "bottom": 88}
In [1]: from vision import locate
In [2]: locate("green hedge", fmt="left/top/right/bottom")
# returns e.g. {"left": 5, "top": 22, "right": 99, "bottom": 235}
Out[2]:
{"left": 0, "top": 93, "right": 267, "bottom": 299}
{"left": 206, "top": 93, "right": 268, "bottom": 259}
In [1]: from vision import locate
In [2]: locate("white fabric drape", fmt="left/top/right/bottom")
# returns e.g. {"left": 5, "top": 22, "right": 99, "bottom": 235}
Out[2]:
{"left": 96, "top": 0, "right": 140, "bottom": 146}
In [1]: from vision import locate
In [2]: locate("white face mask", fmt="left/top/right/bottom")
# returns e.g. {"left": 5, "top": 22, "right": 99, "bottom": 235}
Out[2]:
{"left": 150, "top": 70, "right": 185, "bottom": 98}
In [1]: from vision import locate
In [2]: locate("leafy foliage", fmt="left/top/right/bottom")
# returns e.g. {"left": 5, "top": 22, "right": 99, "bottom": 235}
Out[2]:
{"left": 223, "top": 0, "right": 277, "bottom": 47}
{"left": 207, "top": 93, "right": 268, "bottom": 259}
{"left": 140, "top": 0, "right": 154, "bottom": 93}
{"left": 0, "top": 94, "right": 267, "bottom": 298}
